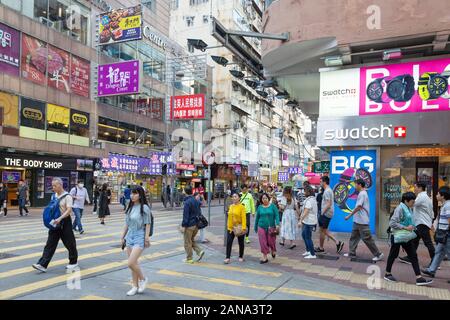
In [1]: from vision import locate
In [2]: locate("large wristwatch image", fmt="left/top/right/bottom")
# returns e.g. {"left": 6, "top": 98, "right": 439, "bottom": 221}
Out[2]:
{"left": 366, "top": 77, "right": 391, "bottom": 103}
{"left": 385, "top": 74, "right": 415, "bottom": 102}
{"left": 333, "top": 168, "right": 372, "bottom": 214}
{"left": 418, "top": 72, "right": 449, "bottom": 100}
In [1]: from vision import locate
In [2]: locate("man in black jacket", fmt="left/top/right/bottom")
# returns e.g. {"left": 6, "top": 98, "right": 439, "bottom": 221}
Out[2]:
{"left": 181, "top": 186, "right": 205, "bottom": 263}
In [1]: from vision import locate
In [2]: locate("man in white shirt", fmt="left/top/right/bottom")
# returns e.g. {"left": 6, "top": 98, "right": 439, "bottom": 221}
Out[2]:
{"left": 70, "top": 180, "right": 91, "bottom": 235}
{"left": 399, "top": 182, "right": 435, "bottom": 266}
{"left": 32, "top": 177, "right": 78, "bottom": 273}
{"left": 345, "top": 179, "right": 383, "bottom": 261}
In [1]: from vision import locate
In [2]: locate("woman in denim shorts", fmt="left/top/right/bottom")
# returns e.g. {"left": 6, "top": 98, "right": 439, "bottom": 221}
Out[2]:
{"left": 121, "top": 187, "right": 152, "bottom": 296}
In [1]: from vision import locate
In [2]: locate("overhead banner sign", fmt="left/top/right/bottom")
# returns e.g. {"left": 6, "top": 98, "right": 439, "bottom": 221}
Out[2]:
{"left": 97, "top": 60, "right": 141, "bottom": 96}
{"left": 98, "top": 5, "right": 143, "bottom": 45}
{"left": 0, "top": 22, "right": 20, "bottom": 77}
{"left": 329, "top": 150, "right": 377, "bottom": 234}
{"left": 320, "top": 57, "right": 450, "bottom": 118}
{"left": 170, "top": 94, "right": 205, "bottom": 120}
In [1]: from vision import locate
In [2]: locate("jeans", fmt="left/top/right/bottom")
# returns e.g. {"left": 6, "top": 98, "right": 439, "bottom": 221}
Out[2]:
{"left": 37, "top": 217, "right": 78, "bottom": 268}
{"left": 302, "top": 224, "right": 315, "bottom": 256}
{"left": 125, "top": 229, "right": 146, "bottom": 249}
{"left": 349, "top": 223, "right": 381, "bottom": 257}
{"left": 184, "top": 226, "right": 202, "bottom": 260}
{"left": 226, "top": 231, "right": 245, "bottom": 259}
{"left": 413, "top": 224, "right": 435, "bottom": 261}
{"left": 19, "top": 198, "right": 28, "bottom": 216}
{"left": 72, "top": 208, "right": 83, "bottom": 232}
{"left": 427, "top": 236, "right": 449, "bottom": 273}
{"left": 386, "top": 236, "right": 420, "bottom": 276}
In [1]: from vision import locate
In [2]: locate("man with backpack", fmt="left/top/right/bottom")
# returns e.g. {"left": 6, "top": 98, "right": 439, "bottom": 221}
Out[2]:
{"left": 181, "top": 186, "right": 205, "bottom": 264}
{"left": 32, "top": 177, "right": 78, "bottom": 273}
{"left": 70, "top": 180, "right": 91, "bottom": 235}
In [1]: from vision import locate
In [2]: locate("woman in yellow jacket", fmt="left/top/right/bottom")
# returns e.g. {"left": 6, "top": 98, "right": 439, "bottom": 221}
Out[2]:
{"left": 225, "top": 192, "right": 247, "bottom": 264}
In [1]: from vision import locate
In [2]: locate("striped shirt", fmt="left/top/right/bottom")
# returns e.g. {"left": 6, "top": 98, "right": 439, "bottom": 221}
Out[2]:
{"left": 438, "top": 200, "right": 450, "bottom": 231}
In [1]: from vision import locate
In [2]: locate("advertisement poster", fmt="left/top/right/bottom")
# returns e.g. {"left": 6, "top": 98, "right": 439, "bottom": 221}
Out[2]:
{"left": 98, "top": 5, "right": 142, "bottom": 45}
{"left": 0, "top": 91, "right": 19, "bottom": 128}
{"left": 361, "top": 58, "right": 450, "bottom": 116}
{"left": 0, "top": 22, "right": 20, "bottom": 77}
{"left": 47, "top": 104, "right": 70, "bottom": 127}
{"left": 97, "top": 60, "right": 140, "bottom": 96}
{"left": 170, "top": 94, "right": 205, "bottom": 120}
{"left": 70, "top": 55, "right": 90, "bottom": 98}
{"left": 45, "top": 176, "right": 69, "bottom": 193}
{"left": 2, "top": 171, "right": 21, "bottom": 183}
{"left": 21, "top": 34, "right": 47, "bottom": 85}
{"left": 47, "top": 45, "right": 70, "bottom": 93}
{"left": 20, "top": 97, "right": 46, "bottom": 129}
{"left": 137, "top": 98, "right": 163, "bottom": 119}
{"left": 329, "top": 150, "right": 377, "bottom": 234}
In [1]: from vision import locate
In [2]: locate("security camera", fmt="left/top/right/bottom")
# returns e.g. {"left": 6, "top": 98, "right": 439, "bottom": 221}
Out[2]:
{"left": 211, "top": 55, "right": 229, "bottom": 67}
{"left": 187, "top": 39, "right": 208, "bottom": 51}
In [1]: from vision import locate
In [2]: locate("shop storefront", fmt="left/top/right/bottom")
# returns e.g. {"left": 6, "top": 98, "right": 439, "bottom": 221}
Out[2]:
{"left": 317, "top": 56, "right": 450, "bottom": 237}
{"left": 0, "top": 152, "right": 94, "bottom": 207}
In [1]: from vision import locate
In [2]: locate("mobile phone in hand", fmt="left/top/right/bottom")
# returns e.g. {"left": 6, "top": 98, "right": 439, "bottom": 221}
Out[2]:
{"left": 121, "top": 240, "right": 126, "bottom": 250}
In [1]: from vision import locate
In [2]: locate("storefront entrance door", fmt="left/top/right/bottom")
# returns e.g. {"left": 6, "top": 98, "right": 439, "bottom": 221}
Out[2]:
{"left": 416, "top": 160, "right": 439, "bottom": 218}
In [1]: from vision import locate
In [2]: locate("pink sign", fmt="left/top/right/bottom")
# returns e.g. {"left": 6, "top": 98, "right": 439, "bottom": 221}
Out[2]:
{"left": 97, "top": 60, "right": 140, "bottom": 97}
{"left": 360, "top": 58, "right": 450, "bottom": 116}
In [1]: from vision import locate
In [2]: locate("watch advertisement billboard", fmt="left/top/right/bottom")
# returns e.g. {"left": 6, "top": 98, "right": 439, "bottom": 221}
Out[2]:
{"left": 98, "top": 5, "right": 142, "bottom": 45}
{"left": 170, "top": 94, "right": 205, "bottom": 120}
{"left": 97, "top": 60, "right": 141, "bottom": 97}
{"left": 319, "top": 57, "right": 450, "bottom": 118}
{"left": 329, "top": 150, "right": 377, "bottom": 234}
{"left": 0, "top": 22, "right": 20, "bottom": 77}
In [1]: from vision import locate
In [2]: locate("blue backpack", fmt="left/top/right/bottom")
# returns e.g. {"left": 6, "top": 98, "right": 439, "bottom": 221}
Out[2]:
{"left": 43, "top": 194, "right": 69, "bottom": 230}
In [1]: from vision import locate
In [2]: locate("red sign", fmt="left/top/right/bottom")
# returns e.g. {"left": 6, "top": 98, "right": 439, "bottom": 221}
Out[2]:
{"left": 137, "top": 98, "right": 163, "bottom": 119}
{"left": 394, "top": 126, "right": 407, "bottom": 138}
{"left": 21, "top": 34, "right": 47, "bottom": 85}
{"left": 176, "top": 163, "right": 196, "bottom": 171}
{"left": 304, "top": 172, "right": 319, "bottom": 177}
{"left": 70, "top": 55, "right": 90, "bottom": 98}
{"left": 47, "top": 45, "right": 70, "bottom": 93}
{"left": 170, "top": 94, "right": 205, "bottom": 120}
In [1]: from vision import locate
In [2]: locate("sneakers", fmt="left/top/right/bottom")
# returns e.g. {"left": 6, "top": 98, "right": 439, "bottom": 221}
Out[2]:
{"left": 416, "top": 277, "right": 433, "bottom": 286}
{"left": 79, "top": 230, "right": 85, "bottom": 235}
{"left": 66, "top": 263, "right": 79, "bottom": 270}
{"left": 315, "top": 247, "right": 325, "bottom": 253}
{"left": 399, "top": 256, "right": 412, "bottom": 265}
{"left": 304, "top": 254, "right": 317, "bottom": 259}
{"left": 126, "top": 286, "right": 139, "bottom": 296}
{"left": 224, "top": 258, "right": 231, "bottom": 264}
{"left": 383, "top": 274, "right": 397, "bottom": 282}
{"left": 138, "top": 277, "right": 148, "bottom": 293}
{"left": 32, "top": 264, "right": 47, "bottom": 273}
{"left": 336, "top": 241, "right": 344, "bottom": 254}
{"left": 421, "top": 269, "right": 435, "bottom": 278}
{"left": 302, "top": 251, "right": 311, "bottom": 256}
{"left": 196, "top": 251, "right": 205, "bottom": 262}
{"left": 372, "top": 253, "right": 384, "bottom": 262}
{"left": 245, "top": 236, "right": 250, "bottom": 244}
{"left": 344, "top": 253, "right": 356, "bottom": 258}
{"left": 183, "top": 258, "right": 194, "bottom": 264}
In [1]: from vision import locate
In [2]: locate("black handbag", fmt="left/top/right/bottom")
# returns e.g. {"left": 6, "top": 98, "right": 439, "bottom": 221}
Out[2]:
{"left": 196, "top": 214, "right": 208, "bottom": 229}
{"left": 434, "top": 212, "right": 448, "bottom": 244}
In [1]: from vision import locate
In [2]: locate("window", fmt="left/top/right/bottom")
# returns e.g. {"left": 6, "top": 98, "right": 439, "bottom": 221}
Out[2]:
{"left": 142, "top": 0, "right": 156, "bottom": 12}
{"left": 203, "top": 15, "right": 209, "bottom": 24}
{"left": 98, "top": 117, "right": 119, "bottom": 143}
{"left": 185, "top": 16, "right": 194, "bottom": 27}
{"left": 190, "top": 0, "right": 209, "bottom": 5}
{"left": 0, "top": 0, "right": 21, "bottom": 11}
{"left": 70, "top": 109, "right": 89, "bottom": 137}
{"left": 140, "top": 42, "right": 165, "bottom": 81}
{"left": 47, "top": 104, "right": 69, "bottom": 134}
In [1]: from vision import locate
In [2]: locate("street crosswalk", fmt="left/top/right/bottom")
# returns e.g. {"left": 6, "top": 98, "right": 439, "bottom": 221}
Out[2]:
{"left": 1, "top": 206, "right": 443, "bottom": 300}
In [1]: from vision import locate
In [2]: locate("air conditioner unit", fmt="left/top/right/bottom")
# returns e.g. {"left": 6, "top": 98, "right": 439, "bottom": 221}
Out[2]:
{"left": 39, "top": 17, "right": 54, "bottom": 28}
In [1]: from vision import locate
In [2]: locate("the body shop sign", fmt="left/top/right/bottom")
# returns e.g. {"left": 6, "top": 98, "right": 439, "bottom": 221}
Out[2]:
{"left": 0, "top": 22, "right": 20, "bottom": 77}
{"left": 320, "top": 57, "right": 450, "bottom": 118}
{"left": 97, "top": 60, "right": 141, "bottom": 96}
{"left": 0, "top": 154, "right": 78, "bottom": 170}
{"left": 170, "top": 94, "right": 205, "bottom": 120}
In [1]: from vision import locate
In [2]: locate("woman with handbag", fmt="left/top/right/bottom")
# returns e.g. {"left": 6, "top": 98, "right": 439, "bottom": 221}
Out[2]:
{"left": 254, "top": 193, "right": 280, "bottom": 264}
{"left": 224, "top": 192, "right": 247, "bottom": 264}
{"left": 279, "top": 186, "right": 300, "bottom": 249}
{"left": 384, "top": 192, "right": 433, "bottom": 286}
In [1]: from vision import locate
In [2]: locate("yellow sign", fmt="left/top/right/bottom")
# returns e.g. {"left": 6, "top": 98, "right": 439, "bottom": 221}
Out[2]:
{"left": 22, "top": 107, "right": 43, "bottom": 121}
{"left": 72, "top": 113, "right": 88, "bottom": 125}
{"left": 0, "top": 91, "right": 19, "bottom": 127}
{"left": 47, "top": 104, "right": 69, "bottom": 125}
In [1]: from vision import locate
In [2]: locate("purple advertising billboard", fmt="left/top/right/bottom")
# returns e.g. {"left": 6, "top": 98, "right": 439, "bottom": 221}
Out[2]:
{"left": 0, "top": 22, "right": 20, "bottom": 77}
{"left": 97, "top": 60, "right": 140, "bottom": 97}
{"left": 99, "top": 154, "right": 163, "bottom": 175}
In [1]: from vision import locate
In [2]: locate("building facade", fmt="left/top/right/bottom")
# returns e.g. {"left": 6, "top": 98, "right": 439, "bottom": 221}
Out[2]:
{"left": 262, "top": 0, "right": 450, "bottom": 237}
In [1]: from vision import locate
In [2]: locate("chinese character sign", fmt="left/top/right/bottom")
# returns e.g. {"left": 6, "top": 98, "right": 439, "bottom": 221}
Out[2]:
{"left": 0, "top": 22, "right": 20, "bottom": 77}
{"left": 70, "top": 55, "right": 90, "bottom": 98}
{"left": 150, "top": 152, "right": 173, "bottom": 164}
{"left": 98, "top": 5, "right": 143, "bottom": 45}
{"left": 278, "top": 172, "right": 289, "bottom": 182}
{"left": 47, "top": 45, "right": 70, "bottom": 93}
{"left": 170, "top": 94, "right": 206, "bottom": 120}
{"left": 98, "top": 60, "right": 140, "bottom": 96}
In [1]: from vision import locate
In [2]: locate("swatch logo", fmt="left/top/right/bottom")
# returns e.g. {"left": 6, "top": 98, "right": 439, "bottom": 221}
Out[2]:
{"left": 394, "top": 126, "right": 407, "bottom": 138}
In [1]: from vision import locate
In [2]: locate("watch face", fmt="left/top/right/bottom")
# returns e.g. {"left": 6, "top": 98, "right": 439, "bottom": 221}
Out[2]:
{"left": 386, "top": 79, "right": 404, "bottom": 100}
{"left": 340, "top": 168, "right": 355, "bottom": 183}
{"left": 355, "top": 168, "right": 372, "bottom": 189}
{"left": 333, "top": 182, "right": 349, "bottom": 205}
{"left": 367, "top": 80, "right": 383, "bottom": 102}
{"left": 403, "top": 75, "right": 416, "bottom": 101}
{"left": 429, "top": 76, "right": 448, "bottom": 97}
